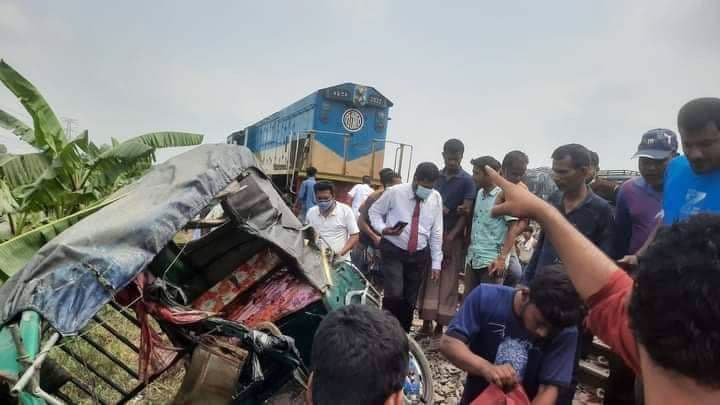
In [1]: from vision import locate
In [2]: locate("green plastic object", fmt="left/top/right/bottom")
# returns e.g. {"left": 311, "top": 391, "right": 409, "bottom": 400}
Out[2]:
{"left": 321, "top": 262, "right": 367, "bottom": 312}
{"left": 0, "top": 311, "right": 45, "bottom": 404}
{"left": 19, "top": 311, "right": 44, "bottom": 404}
{"left": 0, "top": 326, "right": 20, "bottom": 381}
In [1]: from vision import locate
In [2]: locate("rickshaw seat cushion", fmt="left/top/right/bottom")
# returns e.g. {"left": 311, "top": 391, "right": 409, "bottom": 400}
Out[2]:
{"left": 192, "top": 248, "right": 283, "bottom": 312}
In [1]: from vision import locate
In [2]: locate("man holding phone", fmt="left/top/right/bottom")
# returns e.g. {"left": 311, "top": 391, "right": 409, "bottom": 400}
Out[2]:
{"left": 393, "top": 221, "right": 409, "bottom": 229}
{"left": 369, "top": 162, "right": 444, "bottom": 331}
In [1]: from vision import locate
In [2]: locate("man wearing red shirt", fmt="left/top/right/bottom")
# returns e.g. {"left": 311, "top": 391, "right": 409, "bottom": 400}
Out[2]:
{"left": 485, "top": 166, "right": 720, "bottom": 405}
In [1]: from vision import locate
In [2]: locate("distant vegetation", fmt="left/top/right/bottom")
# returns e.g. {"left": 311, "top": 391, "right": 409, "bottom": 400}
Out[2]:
{"left": 0, "top": 59, "right": 203, "bottom": 280}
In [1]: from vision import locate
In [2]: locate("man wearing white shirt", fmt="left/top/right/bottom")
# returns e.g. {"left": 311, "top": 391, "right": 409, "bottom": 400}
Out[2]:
{"left": 306, "top": 181, "right": 360, "bottom": 262}
{"left": 348, "top": 176, "right": 374, "bottom": 218}
{"left": 369, "top": 162, "right": 443, "bottom": 331}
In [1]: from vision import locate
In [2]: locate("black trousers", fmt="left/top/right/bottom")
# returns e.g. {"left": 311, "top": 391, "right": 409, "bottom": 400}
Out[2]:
{"left": 379, "top": 239, "right": 428, "bottom": 332}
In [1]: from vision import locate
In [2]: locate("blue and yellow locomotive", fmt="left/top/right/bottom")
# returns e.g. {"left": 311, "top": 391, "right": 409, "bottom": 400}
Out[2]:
{"left": 228, "top": 83, "right": 410, "bottom": 200}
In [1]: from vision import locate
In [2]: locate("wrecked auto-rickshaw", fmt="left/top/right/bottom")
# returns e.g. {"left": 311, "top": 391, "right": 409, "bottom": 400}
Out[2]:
{"left": 0, "top": 144, "right": 433, "bottom": 404}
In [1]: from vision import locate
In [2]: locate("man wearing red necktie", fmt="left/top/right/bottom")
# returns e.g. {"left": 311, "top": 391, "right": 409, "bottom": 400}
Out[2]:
{"left": 369, "top": 162, "right": 444, "bottom": 331}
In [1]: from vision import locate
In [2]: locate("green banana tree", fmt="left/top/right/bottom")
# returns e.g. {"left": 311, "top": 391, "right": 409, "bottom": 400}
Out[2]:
{"left": 0, "top": 59, "right": 204, "bottom": 237}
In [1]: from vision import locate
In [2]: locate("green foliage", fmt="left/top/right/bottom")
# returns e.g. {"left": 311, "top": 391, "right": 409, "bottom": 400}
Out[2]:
{"left": 0, "top": 195, "right": 124, "bottom": 280}
{"left": 0, "top": 153, "right": 50, "bottom": 188}
{"left": 0, "top": 180, "right": 17, "bottom": 216}
{"left": 0, "top": 59, "right": 204, "bottom": 242}
{"left": 0, "top": 108, "right": 33, "bottom": 142}
{"left": 0, "top": 61, "right": 65, "bottom": 153}
{"left": 128, "top": 131, "right": 205, "bottom": 149}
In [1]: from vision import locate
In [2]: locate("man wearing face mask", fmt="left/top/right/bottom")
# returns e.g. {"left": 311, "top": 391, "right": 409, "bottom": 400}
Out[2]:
{"left": 369, "top": 162, "right": 443, "bottom": 331}
{"left": 306, "top": 181, "right": 359, "bottom": 263}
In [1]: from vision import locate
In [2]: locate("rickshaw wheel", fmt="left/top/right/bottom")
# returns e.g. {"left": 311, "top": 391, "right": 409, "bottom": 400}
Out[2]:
{"left": 406, "top": 335, "right": 434, "bottom": 404}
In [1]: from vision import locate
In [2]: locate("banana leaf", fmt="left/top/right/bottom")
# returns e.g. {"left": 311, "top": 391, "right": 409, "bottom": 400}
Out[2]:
{"left": 125, "top": 131, "right": 204, "bottom": 148}
{"left": 14, "top": 131, "right": 92, "bottom": 211}
{"left": 0, "top": 153, "right": 50, "bottom": 187}
{"left": 87, "top": 132, "right": 203, "bottom": 191}
{"left": 70, "top": 130, "right": 90, "bottom": 153}
{"left": 0, "top": 180, "right": 18, "bottom": 216}
{"left": 0, "top": 60, "right": 67, "bottom": 153}
{"left": 84, "top": 140, "right": 103, "bottom": 160}
{"left": 0, "top": 108, "right": 33, "bottom": 143}
{"left": 97, "top": 140, "right": 154, "bottom": 161}
{"left": 55, "top": 130, "right": 90, "bottom": 185}
{"left": 0, "top": 194, "right": 127, "bottom": 280}
{"left": 0, "top": 60, "right": 88, "bottom": 212}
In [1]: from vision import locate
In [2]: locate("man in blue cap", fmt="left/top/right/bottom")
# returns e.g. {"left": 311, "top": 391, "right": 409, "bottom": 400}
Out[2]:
{"left": 620, "top": 98, "right": 720, "bottom": 268}
{"left": 614, "top": 129, "right": 679, "bottom": 259}
{"left": 610, "top": 128, "right": 678, "bottom": 405}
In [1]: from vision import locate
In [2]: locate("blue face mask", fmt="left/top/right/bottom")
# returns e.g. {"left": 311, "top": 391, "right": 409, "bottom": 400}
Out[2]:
{"left": 415, "top": 185, "right": 432, "bottom": 200}
{"left": 317, "top": 199, "right": 335, "bottom": 211}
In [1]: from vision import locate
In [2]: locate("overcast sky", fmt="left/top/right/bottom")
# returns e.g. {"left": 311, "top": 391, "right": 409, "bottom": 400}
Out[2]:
{"left": 1, "top": 0, "right": 719, "bottom": 171}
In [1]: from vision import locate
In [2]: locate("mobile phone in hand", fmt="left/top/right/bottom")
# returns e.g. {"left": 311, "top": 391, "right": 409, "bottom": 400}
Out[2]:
{"left": 393, "top": 221, "right": 408, "bottom": 230}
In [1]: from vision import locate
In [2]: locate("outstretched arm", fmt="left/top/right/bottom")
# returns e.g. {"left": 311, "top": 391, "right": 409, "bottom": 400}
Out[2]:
{"left": 487, "top": 167, "right": 617, "bottom": 300}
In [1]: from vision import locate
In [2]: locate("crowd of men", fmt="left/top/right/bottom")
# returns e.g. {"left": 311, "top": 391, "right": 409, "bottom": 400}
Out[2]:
{"left": 300, "top": 97, "right": 720, "bottom": 405}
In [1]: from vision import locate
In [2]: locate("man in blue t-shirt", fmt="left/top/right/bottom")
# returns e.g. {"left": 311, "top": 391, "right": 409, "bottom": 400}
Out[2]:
{"left": 663, "top": 98, "right": 720, "bottom": 223}
{"left": 440, "top": 265, "right": 583, "bottom": 405}
{"left": 621, "top": 98, "right": 720, "bottom": 268}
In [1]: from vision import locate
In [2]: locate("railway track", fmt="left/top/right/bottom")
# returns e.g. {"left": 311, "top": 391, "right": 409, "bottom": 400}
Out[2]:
{"left": 578, "top": 337, "right": 611, "bottom": 396}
